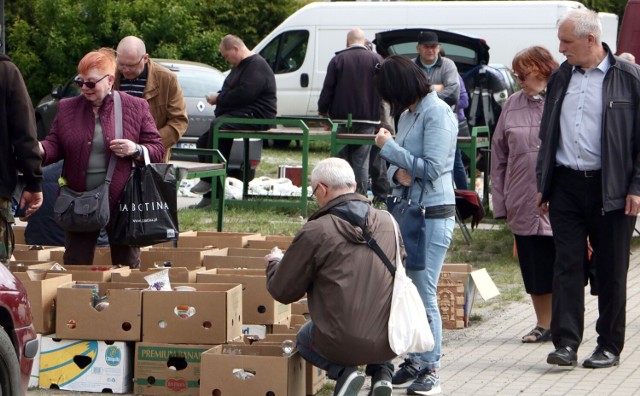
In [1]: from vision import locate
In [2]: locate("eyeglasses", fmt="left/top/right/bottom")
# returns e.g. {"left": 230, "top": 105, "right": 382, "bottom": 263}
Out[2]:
{"left": 513, "top": 71, "right": 530, "bottom": 82}
{"left": 75, "top": 74, "right": 110, "bottom": 89}
{"left": 117, "top": 54, "right": 146, "bottom": 70}
{"left": 311, "top": 184, "right": 321, "bottom": 197}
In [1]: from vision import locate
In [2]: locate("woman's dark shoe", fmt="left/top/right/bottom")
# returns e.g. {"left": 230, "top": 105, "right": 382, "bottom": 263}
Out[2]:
{"left": 521, "top": 326, "right": 552, "bottom": 343}
{"left": 547, "top": 346, "right": 577, "bottom": 366}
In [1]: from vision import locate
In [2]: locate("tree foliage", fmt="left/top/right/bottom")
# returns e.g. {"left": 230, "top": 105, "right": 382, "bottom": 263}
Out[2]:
{"left": 5, "top": 0, "right": 304, "bottom": 104}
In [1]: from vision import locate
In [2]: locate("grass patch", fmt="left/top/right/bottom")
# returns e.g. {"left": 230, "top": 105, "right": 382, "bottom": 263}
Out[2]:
{"left": 179, "top": 145, "right": 525, "bottom": 304}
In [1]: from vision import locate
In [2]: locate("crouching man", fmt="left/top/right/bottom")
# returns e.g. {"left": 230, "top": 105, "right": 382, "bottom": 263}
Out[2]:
{"left": 265, "top": 158, "right": 400, "bottom": 396}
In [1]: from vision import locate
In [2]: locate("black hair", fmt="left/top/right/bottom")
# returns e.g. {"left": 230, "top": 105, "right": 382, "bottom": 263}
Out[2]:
{"left": 374, "top": 55, "right": 431, "bottom": 116}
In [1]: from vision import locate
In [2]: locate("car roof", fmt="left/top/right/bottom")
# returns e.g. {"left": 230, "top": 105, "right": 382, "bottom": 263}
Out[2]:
{"left": 373, "top": 28, "right": 490, "bottom": 75}
{"left": 152, "top": 58, "right": 225, "bottom": 75}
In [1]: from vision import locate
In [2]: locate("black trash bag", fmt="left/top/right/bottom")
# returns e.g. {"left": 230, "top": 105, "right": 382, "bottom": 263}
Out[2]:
{"left": 110, "top": 162, "right": 179, "bottom": 246}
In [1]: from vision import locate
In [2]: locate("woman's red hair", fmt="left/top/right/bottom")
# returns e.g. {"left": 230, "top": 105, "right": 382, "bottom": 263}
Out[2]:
{"left": 78, "top": 47, "right": 117, "bottom": 75}
{"left": 512, "top": 46, "right": 559, "bottom": 81}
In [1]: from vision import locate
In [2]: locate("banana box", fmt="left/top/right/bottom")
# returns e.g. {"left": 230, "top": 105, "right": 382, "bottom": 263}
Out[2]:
{"left": 39, "top": 335, "right": 133, "bottom": 393}
{"left": 133, "top": 342, "right": 211, "bottom": 395}
{"left": 28, "top": 333, "right": 42, "bottom": 389}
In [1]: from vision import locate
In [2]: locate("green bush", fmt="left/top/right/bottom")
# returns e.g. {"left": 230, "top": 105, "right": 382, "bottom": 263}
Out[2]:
{"left": 5, "top": 0, "right": 305, "bottom": 105}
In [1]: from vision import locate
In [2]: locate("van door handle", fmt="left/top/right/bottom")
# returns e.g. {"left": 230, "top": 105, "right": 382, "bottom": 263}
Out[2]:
{"left": 300, "top": 73, "right": 309, "bottom": 88}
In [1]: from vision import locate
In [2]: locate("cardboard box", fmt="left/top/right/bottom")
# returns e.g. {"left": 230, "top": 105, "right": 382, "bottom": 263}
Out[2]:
{"left": 133, "top": 342, "right": 211, "bottom": 395}
{"left": 50, "top": 247, "right": 113, "bottom": 266}
{"left": 199, "top": 344, "right": 305, "bottom": 396}
{"left": 438, "top": 264, "right": 499, "bottom": 328}
{"left": 278, "top": 165, "right": 303, "bottom": 187}
{"left": 140, "top": 248, "right": 220, "bottom": 270}
{"left": 28, "top": 333, "right": 42, "bottom": 389}
{"left": 56, "top": 282, "right": 143, "bottom": 341}
{"left": 112, "top": 267, "right": 206, "bottom": 284}
{"left": 39, "top": 335, "right": 133, "bottom": 393}
{"left": 197, "top": 269, "right": 290, "bottom": 325}
{"left": 142, "top": 283, "right": 243, "bottom": 344}
{"left": 305, "top": 361, "right": 326, "bottom": 396}
{"left": 20, "top": 263, "right": 131, "bottom": 283}
{"left": 247, "top": 238, "right": 293, "bottom": 250}
{"left": 11, "top": 245, "right": 63, "bottom": 261}
{"left": 14, "top": 272, "right": 72, "bottom": 334}
{"left": 159, "top": 232, "right": 263, "bottom": 249}
{"left": 203, "top": 255, "right": 266, "bottom": 270}
{"left": 226, "top": 247, "right": 274, "bottom": 257}
{"left": 13, "top": 225, "right": 26, "bottom": 245}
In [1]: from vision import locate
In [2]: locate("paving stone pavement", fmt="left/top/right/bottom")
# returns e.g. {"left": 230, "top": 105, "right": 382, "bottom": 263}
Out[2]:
{"left": 355, "top": 247, "right": 640, "bottom": 396}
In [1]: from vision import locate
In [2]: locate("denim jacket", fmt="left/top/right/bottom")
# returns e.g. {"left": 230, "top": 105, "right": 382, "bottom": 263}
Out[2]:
{"left": 380, "top": 91, "right": 458, "bottom": 208}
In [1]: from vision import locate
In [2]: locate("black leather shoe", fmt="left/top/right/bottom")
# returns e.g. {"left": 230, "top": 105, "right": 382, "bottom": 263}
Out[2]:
{"left": 547, "top": 346, "right": 577, "bottom": 366}
{"left": 583, "top": 345, "right": 620, "bottom": 368}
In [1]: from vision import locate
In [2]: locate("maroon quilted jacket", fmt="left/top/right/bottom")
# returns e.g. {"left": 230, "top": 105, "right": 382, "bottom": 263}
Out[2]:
{"left": 41, "top": 92, "right": 164, "bottom": 211}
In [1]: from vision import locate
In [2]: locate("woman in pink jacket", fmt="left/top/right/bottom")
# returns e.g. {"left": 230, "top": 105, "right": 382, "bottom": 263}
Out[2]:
{"left": 39, "top": 48, "right": 164, "bottom": 267}
{"left": 491, "top": 46, "right": 558, "bottom": 343}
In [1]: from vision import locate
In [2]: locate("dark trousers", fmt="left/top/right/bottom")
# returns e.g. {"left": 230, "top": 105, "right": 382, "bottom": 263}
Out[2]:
{"left": 548, "top": 167, "right": 635, "bottom": 355}
{"left": 196, "top": 112, "right": 267, "bottom": 199}
{"left": 369, "top": 145, "right": 389, "bottom": 200}
{"left": 337, "top": 123, "right": 375, "bottom": 195}
{"left": 63, "top": 229, "right": 141, "bottom": 268}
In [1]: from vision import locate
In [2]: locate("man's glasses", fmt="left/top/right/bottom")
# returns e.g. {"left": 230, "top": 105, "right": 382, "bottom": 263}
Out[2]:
{"left": 75, "top": 74, "right": 110, "bottom": 89}
{"left": 117, "top": 54, "right": 146, "bottom": 70}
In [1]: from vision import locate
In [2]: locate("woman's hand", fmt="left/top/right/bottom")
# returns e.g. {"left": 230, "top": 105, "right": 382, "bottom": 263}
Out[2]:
{"left": 110, "top": 139, "right": 136, "bottom": 158}
{"left": 375, "top": 128, "right": 393, "bottom": 148}
{"left": 395, "top": 168, "right": 412, "bottom": 187}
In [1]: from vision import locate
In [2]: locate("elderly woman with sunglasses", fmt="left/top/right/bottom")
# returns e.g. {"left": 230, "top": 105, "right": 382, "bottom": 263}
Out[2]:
{"left": 490, "top": 46, "right": 559, "bottom": 343}
{"left": 39, "top": 48, "right": 164, "bottom": 268}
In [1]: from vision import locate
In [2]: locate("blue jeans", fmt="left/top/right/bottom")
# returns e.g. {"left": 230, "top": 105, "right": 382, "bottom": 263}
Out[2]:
{"left": 406, "top": 216, "right": 455, "bottom": 370}
{"left": 296, "top": 321, "right": 393, "bottom": 380}
{"left": 454, "top": 149, "right": 468, "bottom": 190}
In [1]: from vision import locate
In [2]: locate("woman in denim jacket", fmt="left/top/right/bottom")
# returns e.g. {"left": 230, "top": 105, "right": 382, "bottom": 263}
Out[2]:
{"left": 375, "top": 55, "right": 457, "bottom": 395}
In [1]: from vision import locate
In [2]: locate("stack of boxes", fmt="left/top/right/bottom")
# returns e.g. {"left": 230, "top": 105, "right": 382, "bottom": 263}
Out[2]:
{"left": 8, "top": 230, "right": 326, "bottom": 395}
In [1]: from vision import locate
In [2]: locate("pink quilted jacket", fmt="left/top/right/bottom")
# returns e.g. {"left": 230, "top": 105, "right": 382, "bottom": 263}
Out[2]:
{"left": 41, "top": 92, "right": 164, "bottom": 211}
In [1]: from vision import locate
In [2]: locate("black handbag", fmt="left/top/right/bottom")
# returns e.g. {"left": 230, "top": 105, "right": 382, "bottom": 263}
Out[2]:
{"left": 53, "top": 91, "right": 123, "bottom": 233}
{"left": 389, "top": 157, "right": 427, "bottom": 271}
{"left": 109, "top": 147, "right": 179, "bottom": 246}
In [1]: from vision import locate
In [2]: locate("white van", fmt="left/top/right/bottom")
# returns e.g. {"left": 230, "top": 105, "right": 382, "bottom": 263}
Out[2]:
{"left": 252, "top": 0, "right": 618, "bottom": 116}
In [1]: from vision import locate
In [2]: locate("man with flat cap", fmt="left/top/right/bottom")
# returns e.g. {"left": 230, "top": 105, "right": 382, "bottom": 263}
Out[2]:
{"left": 414, "top": 31, "right": 460, "bottom": 107}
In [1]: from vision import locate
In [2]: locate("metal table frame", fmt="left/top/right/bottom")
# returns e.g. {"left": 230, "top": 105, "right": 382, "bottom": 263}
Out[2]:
{"left": 212, "top": 117, "right": 335, "bottom": 217}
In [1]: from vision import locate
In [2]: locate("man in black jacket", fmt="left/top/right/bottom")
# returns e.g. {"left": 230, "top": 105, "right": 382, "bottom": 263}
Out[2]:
{"left": 536, "top": 8, "right": 640, "bottom": 369}
{"left": 191, "top": 35, "right": 277, "bottom": 208}
{"left": 318, "top": 28, "right": 384, "bottom": 197}
{"left": 0, "top": 55, "right": 42, "bottom": 261}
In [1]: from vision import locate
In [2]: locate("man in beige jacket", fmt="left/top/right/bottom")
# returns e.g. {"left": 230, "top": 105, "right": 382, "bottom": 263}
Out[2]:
{"left": 115, "top": 36, "right": 188, "bottom": 162}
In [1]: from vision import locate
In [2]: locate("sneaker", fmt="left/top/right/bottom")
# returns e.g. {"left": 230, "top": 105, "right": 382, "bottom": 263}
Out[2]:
{"left": 407, "top": 369, "right": 441, "bottom": 395}
{"left": 188, "top": 197, "right": 211, "bottom": 209}
{"left": 334, "top": 367, "right": 365, "bottom": 396}
{"left": 190, "top": 180, "right": 212, "bottom": 195}
{"left": 391, "top": 358, "right": 420, "bottom": 388}
{"left": 367, "top": 367, "right": 393, "bottom": 396}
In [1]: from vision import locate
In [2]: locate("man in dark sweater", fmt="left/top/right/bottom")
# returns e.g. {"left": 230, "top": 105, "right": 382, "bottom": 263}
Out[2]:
{"left": 318, "top": 28, "right": 384, "bottom": 197}
{"left": 191, "top": 35, "right": 277, "bottom": 208}
{"left": 0, "top": 55, "right": 42, "bottom": 261}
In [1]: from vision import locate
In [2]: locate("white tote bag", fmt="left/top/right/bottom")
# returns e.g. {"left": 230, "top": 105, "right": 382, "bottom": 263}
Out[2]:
{"left": 387, "top": 212, "right": 435, "bottom": 355}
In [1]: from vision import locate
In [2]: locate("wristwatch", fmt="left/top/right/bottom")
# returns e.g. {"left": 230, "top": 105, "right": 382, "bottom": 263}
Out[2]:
{"left": 131, "top": 145, "right": 142, "bottom": 159}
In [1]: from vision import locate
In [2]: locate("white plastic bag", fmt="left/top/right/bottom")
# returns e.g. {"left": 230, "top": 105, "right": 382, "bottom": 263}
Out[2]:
{"left": 387, "top": 212, "right": 435, "bottom": 355}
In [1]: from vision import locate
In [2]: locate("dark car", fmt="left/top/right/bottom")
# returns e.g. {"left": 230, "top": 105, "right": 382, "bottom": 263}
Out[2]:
{"left": 374, "top": 28, "right": 520, "bottom": 131}
{"left": 34, "top": 59, "right": 262, "bottom": 180}
{"left": 0, "top": 264, "right": 39, "bottom": 395}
